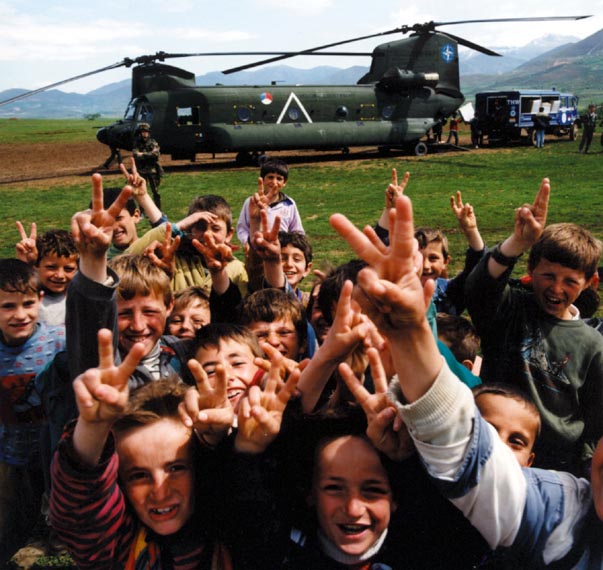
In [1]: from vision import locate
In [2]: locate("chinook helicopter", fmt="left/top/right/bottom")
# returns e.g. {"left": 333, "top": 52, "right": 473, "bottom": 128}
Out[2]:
{"left": 0, "top": 16, "right": 590, "bottom": 164}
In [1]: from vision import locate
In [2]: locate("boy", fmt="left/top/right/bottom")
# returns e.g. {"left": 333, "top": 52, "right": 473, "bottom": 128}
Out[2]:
{"left": 236, "top": 157, "right": 304, "bottom": 248}
{"left": 0, "top": 259, "right": 66, "bottom": 565}
{"left": 333, "top": 191, "right": 603, "bottom": 569}
{"left": 465, "top": 178, "right": 603, "bottom": 475}
{"left": 191, "top": 322, "right": 264, "bottom": 414}
{"left": 279, "top": 231, "right": 313, "bottom": 306}
{"left": 473, "top": 383, "right": 541, "bottom": 468}
{"left": 16, "top": 224, "right": 79, "bottom": 326}
{"left": 436, "top": 313, "right": 481, "bottom": 373}
{"left": 67, "top": 175, "right": 191, "bottom": 388}
{"left": 127, "top": 194, "right": 248, "bottom": 297}
{"left": 166, "top": 286, "right": 211, "bottom": 339}
{"left": 239, "top": 288, "right": 310, "bottom": 362}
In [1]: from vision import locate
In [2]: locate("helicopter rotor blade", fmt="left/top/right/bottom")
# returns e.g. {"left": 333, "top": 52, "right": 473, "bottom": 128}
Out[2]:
{"left": 221, "top": 27, "right": 406, "bottom": 74}
{"left": 438, "top": 31, "right": 501, "bottom": 57}
{"left": 0, "top": 61, "right": 128, "bottom": 107}
{"left": 222, "top": 14, "right": 592, "bottom": 74}
{"left": 0, "top": 50, "right": 371, "bottom": 107}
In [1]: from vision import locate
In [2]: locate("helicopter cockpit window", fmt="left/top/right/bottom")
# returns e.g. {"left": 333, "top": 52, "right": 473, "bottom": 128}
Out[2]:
{"left": 236, "top": 106, "right": 252, "bottom": 123}
{"left": 138, "top": 103, "right": 153, "bottom": 124}
{"left": 124, "top": 101, "right": 137, "bottom": 120}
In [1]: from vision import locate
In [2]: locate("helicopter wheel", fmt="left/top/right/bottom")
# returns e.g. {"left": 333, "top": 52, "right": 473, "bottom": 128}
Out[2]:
{"left": 414, "top": 142, "right": 428, "bottom": 156}
{"left": 378, "top": 146, "right": 391, "bottom": 155}
{"left": 342, "top": 147, "right": 350, "bottom": 155}
{"left": 236, "top": 151, "right": 258, "bottom": 166}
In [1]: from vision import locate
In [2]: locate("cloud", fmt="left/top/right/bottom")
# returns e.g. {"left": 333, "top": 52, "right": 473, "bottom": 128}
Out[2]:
{"left": 254, "top": 0, "right": 332, "bottom": 16}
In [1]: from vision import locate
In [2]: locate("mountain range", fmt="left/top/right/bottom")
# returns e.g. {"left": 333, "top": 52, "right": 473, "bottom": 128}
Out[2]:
{"left": 2, "top": 30, "right": 603, "bottom": 119}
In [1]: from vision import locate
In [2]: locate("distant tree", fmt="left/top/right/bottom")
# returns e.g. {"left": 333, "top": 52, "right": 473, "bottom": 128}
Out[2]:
{"left": 83, "top": 113, "right": 101, "bottom": 121}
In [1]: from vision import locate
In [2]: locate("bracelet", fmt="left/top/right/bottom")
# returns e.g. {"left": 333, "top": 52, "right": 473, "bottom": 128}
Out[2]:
{"left": 490, "top": 243, "right": 523, "bottom": 267}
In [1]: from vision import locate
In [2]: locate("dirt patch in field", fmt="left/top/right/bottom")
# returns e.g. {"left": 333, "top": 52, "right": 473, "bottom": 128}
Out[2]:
{"left": 0, "top": 134, "right": 502, "bottom": 189}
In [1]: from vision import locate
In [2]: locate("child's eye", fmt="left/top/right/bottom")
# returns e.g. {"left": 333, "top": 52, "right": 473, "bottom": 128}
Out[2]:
{"left": 168, "top": 463, "right": 190, "bottom": 474}
{"left": 255, "top": 332, "right": 269, "bottom": 340}
{"left": 126, "top": 471, "right": 150, "bottom": 482}
{"left": 277, "top": 329, "right": 293, "bottom": 337}
{"left": 322, "top": 484, "right": 343, "bottom": 493}
{"left": 204, "top": 367, "right": 217, "bottom": 376}
{"left": 363, "top": 486, "right": 390, "bottom": 497}
{"left": 171, "top": 317, "right": 184, "bottom": 325}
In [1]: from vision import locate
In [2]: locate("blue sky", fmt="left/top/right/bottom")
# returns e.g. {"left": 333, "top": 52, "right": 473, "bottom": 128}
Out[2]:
{"left": 2, "top": 0, "right": 602, "bottom": 93}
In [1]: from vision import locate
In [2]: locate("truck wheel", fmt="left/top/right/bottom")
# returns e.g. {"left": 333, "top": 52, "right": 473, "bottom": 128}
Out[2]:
{"left": 414, "top": 142, "right": 428, "bottom": 156}
{"left": 570, "top": 123, "right": 578, "bottom": 141}
{"left": 529, "top": 129, "right": 537, "bottom": 146}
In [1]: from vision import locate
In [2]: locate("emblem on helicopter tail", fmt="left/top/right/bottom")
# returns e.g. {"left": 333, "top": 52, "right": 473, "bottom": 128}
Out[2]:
{"left": 440, "top": 44, "right": 456, "bottom": 63}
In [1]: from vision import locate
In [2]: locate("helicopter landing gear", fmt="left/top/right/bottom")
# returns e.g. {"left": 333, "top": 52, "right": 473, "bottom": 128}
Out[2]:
{"left": 342, "top": 147, "right": 350, "bottom": 155}
{"left": 236, "top": 151, "right": 262, "bottom": 166}
{"left": 414, "top": 142, "right": 428, "bottom": 156}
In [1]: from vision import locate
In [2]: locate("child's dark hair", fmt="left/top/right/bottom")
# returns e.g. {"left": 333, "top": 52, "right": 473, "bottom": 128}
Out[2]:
{"left": 112, "top": 378, "right": 189, "bottom": 436}
{"left": 239, "top": 288, "right": 307, "bottom": 349}
{"left": 172, "top": 286, "right": 210, "bottom": 314}
{"left": 436, "top": 313, "right": 480, "bottom": 364}
{"left": 190, "top": 322, "right": 264, "bottom": 359}
{"left": 279, "top": 231, "right": 313, "bottom": 264}
{"left": 415, "top": 227, "right": 450, "bottom": 260}
{"left": 0, "top": 258, "right": 41, "bottom": 295}
{"left": 36, "top": 229, "right": 78, "bottom": 265}
{"left": 98, "top": 187, "right": 137, "bottom": 216}
{"left": 472, "top": 382, "right": 541, "bottom": 436}
{"left": 317, "top": 259, "right": 368, "bottom": 325}
{"left": 528, "top": 223, "right": 601, "bottom": 280}
{"left": 187, "top": 194, "right": 233, "bottom": 232}
{"left": 260, "top": 157, "right": 289, "bottom": 181}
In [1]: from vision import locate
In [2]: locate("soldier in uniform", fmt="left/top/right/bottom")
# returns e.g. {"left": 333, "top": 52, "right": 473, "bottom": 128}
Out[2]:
{"left": 132, "top": 123, "right": 163, "bottom": 207}
{"left": 577, "top": 104, "right": 597, "bottom": 154}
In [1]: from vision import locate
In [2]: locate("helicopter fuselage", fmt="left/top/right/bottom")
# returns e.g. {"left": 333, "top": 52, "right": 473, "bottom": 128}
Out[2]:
{"left": 97, "top": 82, "right": 462, "bottom": 160}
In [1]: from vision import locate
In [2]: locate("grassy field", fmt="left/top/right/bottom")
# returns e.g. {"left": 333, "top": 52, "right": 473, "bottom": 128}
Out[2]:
{"left": 0, "top": 118, "right": 120, "bottom": 144}
{"left": 2, "top": 123, "right": 603, "bottom": 284}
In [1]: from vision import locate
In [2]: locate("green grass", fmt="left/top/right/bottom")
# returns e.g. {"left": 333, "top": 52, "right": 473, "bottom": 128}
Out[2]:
{"left": 1, "top": 128, "right": 603, "bottom": 284}
{"left": 0, "top": 118, "right": 119, "bottom": 144}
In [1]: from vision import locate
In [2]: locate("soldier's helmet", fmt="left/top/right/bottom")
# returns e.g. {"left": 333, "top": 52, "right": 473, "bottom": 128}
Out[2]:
{"left": 136, "top": 122, "right": 151, "bottom": 134}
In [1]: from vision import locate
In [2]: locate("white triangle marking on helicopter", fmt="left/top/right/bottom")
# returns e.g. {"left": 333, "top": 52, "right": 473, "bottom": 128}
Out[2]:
{"left": 276, "top": 92, "right": 313, "bottom": 124}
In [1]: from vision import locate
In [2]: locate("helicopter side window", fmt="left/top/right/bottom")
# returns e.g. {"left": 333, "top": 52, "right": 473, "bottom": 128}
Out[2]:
{"left": 236, "top": 106, "right": 252, "bottom": 123}
{"left": 382, "top": 105, "right": 395, "bottom": 120}
{"left": 177, "top": 107, "right": 201, "bottom": 126}
{"left": 124, "top": 102, "right": 137, "bottom": 120}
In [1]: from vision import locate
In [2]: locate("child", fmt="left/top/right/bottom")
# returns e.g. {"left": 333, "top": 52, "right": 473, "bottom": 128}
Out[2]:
{"left": 473, "top": 383, "right": 541, "bottom": 468}
{"left": 166, "top": 286, "right": 211, "bottom": 339}
{"left": 0, "top": 259, "right": 66, "bottom": 565}
{"left": 127, "top": 194, "right": 248, "bottom": 297}
{"left": 239, "top": 288, "right": 312, "bottom": 362}
{"left": 49, "top": 329, "right": 231, "bottom": 569}
{"left": 465, "top": 178, "right": 603, "bottom": 475}
{"left": 190, "top": 322, "right": 265, "bottom": 414}
{"left": 67, "top": 176, "right": 191, "bottom": 388}
{"left": 236, "top": 157, "right": 304, "bottom": 248}
{"left": 279, "top": 231, "right": 313, "bottom": 306}
{"left": 332, "top": 190, "right": 603, "bottom": 568}
{"left": 15, "top": 225, "right": 78, "bottom": 326}
{"left": 436, "top": 313, "right": 481, "bottom": 373}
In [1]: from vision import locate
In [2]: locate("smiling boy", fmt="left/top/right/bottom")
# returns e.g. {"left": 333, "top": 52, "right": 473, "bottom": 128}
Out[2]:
{"left": 466, "top": 178, "right": 603, "bottom": 476}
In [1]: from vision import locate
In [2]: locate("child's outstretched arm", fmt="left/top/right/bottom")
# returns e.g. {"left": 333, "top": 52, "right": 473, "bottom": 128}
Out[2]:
{"left": 72, "top": 329, "right": 145, "bottom": 467}
{"left": 450, "top": 191, "right": 484, "bottom": 252}
{"left": 376, "top": 168, "right": 410, "bottom": 234}
{"left": 120, "top": 159, "right": 165, "bottom": 226}
{"left": 487, "top": 177, "right": 550, "bottom": 279}
{"left": 331, "top": 196, "right": 440, "bottom": 403}
{"left": 70, "top": 173, "right": 133, "bottom": 282}
{"left": 251, "top": 209, "right": 284, "bottom": 288}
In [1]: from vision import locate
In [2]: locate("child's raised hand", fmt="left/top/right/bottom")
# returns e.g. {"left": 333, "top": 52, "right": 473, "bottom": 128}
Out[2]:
{"left": 120, "top": 159, "right": 147, "bottom": 197}
{"left": 450, "top": 191, "right": 478, "bottom": 232}
{"left": 339, "top": 347, "right": 414, "bottom": 462}
{"left": 385, "top": 168, "right": 410, "bottom": 209}
{"left": 193, "top": 231, "right": 235, "bottom": 272}
{"left": 235, "top": 349, "right": 300, "bottom": 454}
{"left": 249, "top": 177, "right": 270, "bottom": 221}
{"left": 250, "top": 209, "right": 281, "bottom": 262}
{"left": 143, "top": 223, "right": 180, "bottom": 277}
{"left": 513, "top": 177, "right": 550, "bottom": 248}
{"left": 15, "top": 221, "right": 38, "bottom": 265}
{"left": 72, "top": 328, "right": 144, "bottom": 425}
{"left": 179, "top": 359, "right": 234, "bottom": 447}
{"left": 71, "top": 174, "right": 133, "bottom": 259}
{"left": 175, "top": 211, "right": 219, "bottom": 233}
{"left": 330, "top": 197, "right": 433, "bottom": 336}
